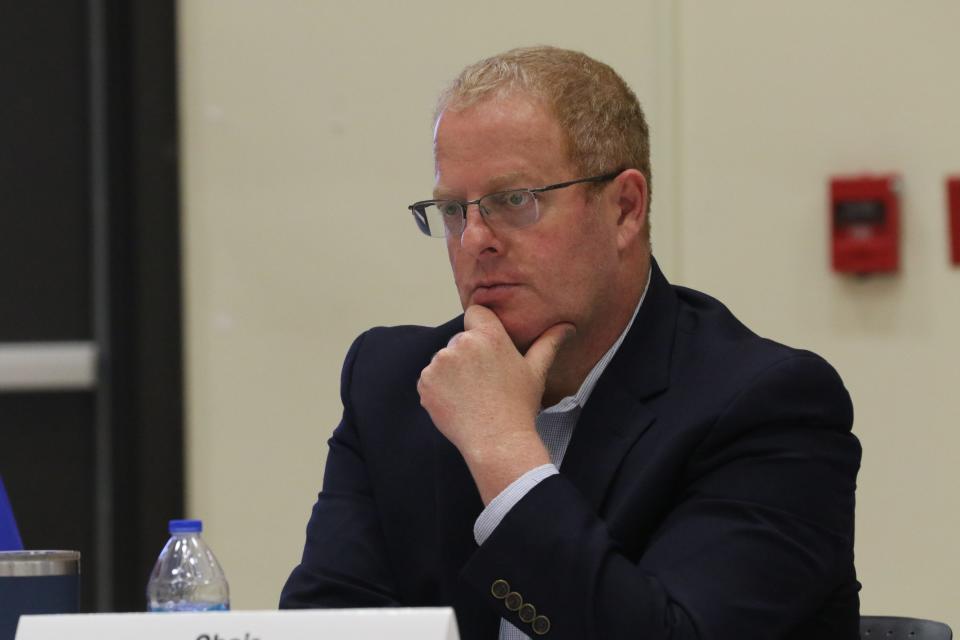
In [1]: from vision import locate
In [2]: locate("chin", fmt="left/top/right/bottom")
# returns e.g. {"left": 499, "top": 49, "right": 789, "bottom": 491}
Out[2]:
{"left": 472, "top": 304, "right": 551, "bottom": 353}
{"left": 500, "top": 320, "right": 542, "bottom": 354}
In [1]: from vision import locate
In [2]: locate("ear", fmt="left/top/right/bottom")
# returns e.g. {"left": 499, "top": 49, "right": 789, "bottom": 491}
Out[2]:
{"left": 612, "top": 169, "right": 648, "bottom": 251}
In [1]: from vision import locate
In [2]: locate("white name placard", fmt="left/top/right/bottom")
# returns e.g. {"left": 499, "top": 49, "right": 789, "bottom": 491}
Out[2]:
{"left": 15, "top": 607, "right": 460, "bottom": 640}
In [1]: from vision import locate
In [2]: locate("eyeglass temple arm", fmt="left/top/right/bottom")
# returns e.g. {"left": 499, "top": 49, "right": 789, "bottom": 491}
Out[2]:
{"left": 530, "top": 170, "right": 624, "bottom": 194}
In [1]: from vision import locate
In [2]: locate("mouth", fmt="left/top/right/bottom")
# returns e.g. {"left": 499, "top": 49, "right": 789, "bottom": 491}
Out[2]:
{"left": 471, "top": 282, "right": 520, "bottom": 305}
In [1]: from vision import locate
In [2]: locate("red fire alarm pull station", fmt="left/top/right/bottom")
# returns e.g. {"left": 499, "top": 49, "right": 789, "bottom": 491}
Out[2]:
{"left": 830, "top": 175, "right": 900, "bottom": 274}
{"left": 948, "top": 176, "right": 960, "bottom": 266}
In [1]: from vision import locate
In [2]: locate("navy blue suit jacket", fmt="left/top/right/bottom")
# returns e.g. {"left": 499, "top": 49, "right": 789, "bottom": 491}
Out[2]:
{"left": 280, "top": 261, "right": 861, "bottom": 639}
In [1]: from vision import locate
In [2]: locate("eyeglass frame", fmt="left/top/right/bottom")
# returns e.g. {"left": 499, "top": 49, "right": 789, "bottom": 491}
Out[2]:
{"left": 407, "top": 169, "right": 624, "bottom": 238}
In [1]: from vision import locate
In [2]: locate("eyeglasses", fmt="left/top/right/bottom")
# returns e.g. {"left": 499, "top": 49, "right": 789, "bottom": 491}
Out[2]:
{"left": 407, "top": 170, "right": 622, "bottom": 238}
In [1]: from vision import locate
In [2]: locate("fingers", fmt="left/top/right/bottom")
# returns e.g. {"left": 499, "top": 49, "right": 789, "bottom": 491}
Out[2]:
{"left": 524, "top": 322, "right": 576, "bottom": 382}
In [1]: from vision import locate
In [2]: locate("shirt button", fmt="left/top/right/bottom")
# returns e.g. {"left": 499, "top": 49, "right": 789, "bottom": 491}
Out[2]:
{"left": 532, "top": 615, "right": 551, "bottom": 635}
{"left": 490, "top": 579, "right": 510, "bottom": 599}
{"left": 504, "top": 591, "right": 523, "bottom": 612}
{"left": 519, "top": 603, "right": 537, "bottom": 623}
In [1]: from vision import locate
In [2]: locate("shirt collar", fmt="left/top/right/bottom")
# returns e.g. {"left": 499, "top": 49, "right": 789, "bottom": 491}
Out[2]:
{"left": 542, "top": 267, "right": 653, "bottom": 414}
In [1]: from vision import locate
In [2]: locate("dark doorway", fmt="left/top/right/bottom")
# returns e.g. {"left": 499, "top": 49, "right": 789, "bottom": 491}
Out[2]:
{"left": 0, "top": 1, "right": 183, "bottom": 612}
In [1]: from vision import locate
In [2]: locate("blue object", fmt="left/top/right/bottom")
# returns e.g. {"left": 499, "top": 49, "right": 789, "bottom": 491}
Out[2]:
{"left": 147, "top": 519, "right": 229, "bottom": 611}
{"left": 0, "top": 477, "right": 23, "bottom": 551}
{"left": 168, "top": 519, "right": 202, "bottom": 534}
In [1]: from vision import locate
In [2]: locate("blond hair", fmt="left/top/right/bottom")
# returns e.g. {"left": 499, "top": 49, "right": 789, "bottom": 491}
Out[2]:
{"left": 435, "top": 46, "right": 652, "bottom": 215}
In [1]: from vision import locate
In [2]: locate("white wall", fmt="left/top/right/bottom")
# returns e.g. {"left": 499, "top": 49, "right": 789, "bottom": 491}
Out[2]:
{"left": 178, "top": 0, "right": 959, "bottom": 627}
{"left": 177, "top": 0, "right": 675, "bottom": 610}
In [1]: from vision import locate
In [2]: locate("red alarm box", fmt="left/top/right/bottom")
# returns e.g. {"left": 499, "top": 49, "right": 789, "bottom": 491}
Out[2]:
{"left": 830, "top": 175, "right": 900, "bottom": 274}
{"left": 948, "top": 176, "right": 960, "bottom": 266}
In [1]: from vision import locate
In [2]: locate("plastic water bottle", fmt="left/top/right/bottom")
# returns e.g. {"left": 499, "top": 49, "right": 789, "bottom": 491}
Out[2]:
{"left": 147, "top": 519, "right": 230, "bottom": 611}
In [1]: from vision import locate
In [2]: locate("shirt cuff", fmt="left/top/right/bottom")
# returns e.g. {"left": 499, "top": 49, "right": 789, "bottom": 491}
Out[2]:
{"left": 473, "top": 464, "right": 559, "bottom": 545}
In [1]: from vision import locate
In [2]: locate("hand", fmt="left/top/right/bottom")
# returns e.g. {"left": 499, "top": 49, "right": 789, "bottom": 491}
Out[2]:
{"left": 417, "top": 305, "right": 575, "bottom": 503}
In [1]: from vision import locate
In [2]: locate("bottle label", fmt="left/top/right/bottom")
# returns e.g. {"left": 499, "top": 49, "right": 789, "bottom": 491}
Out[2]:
{"left": 148, "top": 602, "right": 229, "bottom": 612}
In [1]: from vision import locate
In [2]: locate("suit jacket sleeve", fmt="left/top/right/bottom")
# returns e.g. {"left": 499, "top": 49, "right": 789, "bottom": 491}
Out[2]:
{"left": 279, "top": 331, "right": 402, "bottom": 608}
{"left": 459, "top": 353, "right": 860, "bottom": 640}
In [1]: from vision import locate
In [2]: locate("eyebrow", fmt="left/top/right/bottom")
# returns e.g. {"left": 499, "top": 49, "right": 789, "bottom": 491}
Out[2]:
{"left": 433, "top": 171, "right": 537, "bottom": 200}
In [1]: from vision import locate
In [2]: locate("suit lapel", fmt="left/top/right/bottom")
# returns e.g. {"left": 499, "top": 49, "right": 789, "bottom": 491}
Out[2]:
{"left": 560, "top": 258, "right": 678, "bottom": 511}
{"left": 560, "top": 382, "right": 656, "bottom": 510}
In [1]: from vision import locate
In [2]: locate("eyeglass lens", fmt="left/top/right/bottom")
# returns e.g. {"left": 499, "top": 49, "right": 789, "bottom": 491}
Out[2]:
{"left": 418, "top": 189, "right": 539, "bottom": 238}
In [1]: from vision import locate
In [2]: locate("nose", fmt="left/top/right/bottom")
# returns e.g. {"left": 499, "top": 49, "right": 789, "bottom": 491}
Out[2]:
{"left": 458, "top": 202, "right": 501, "bottom": 256}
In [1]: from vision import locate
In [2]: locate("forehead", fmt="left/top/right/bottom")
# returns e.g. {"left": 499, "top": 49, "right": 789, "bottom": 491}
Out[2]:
{"left": 433, "top": 94, "right": 573, "bottom": 195}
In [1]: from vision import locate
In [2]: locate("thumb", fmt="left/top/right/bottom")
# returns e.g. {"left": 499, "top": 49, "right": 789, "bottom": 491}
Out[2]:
{"left": 463, "top": 304, "right": 502, "bottom": 333}
{"left": 524, "top": 323, "right": 576, "bottom": 382}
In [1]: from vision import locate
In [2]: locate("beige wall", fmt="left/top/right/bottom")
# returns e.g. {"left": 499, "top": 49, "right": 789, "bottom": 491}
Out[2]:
{"left": 178, "top": 0, "right": 959, "bottom": 627}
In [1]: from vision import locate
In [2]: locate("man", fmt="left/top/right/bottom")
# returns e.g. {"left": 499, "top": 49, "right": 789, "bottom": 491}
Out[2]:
{"left": 281, "top": 46, "right": 861, "bottom": 640}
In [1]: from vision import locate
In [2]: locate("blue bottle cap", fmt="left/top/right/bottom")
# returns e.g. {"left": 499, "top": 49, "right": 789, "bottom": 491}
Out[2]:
{"left": 168, "top": 519, "right": 203, "bottom": 534}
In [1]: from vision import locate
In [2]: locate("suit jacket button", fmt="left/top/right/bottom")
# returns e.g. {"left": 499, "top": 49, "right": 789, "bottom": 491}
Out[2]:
{"left": 518, "top": 603, "right": 536, "bottom": 623}
{"left": 504, "top": 591, "right": 523, "bottom": 612}
{"left": 490, "top": 579, "right": 510, "bottom": 599}
{"left": 531, "top": 615, "right": 551, "bottom": 635}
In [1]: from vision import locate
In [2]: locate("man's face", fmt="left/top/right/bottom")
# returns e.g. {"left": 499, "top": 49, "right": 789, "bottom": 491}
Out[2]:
{"left": 433, "top": 94, "right": 625, "bottom": 352}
